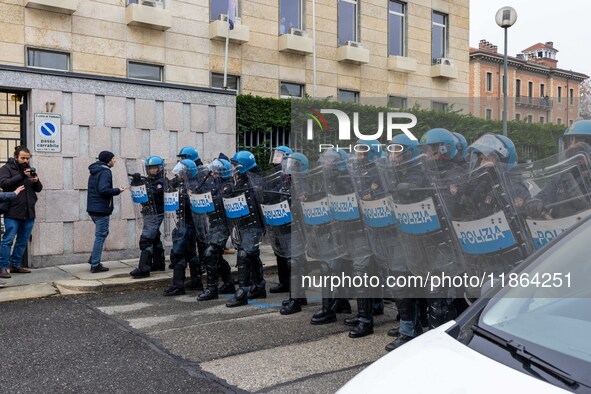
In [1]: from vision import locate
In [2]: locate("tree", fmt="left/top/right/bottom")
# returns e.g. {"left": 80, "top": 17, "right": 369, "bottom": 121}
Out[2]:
{"left": 580, "top": 78, "right": 591, "bottom": 119}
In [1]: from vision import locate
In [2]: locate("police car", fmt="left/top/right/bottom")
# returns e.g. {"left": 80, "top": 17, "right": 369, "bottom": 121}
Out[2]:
{"left": 338, "top": 216, "right": 591, "bottom": 393}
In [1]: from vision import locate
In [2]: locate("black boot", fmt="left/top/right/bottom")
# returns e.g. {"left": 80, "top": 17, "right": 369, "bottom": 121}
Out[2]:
{"left": 385, "top": 335, "right": 415, "bottom": 352}
{"left": 151, "top": 237, "right": 166, "bottom": 271}
{"left": 164, "top": 261, "right": 186, "bottom": 297}
{"left": 197, "top": 286, "right": 218, "bottom": 301}
{"left": 218, "top": 255, "right": 235, "bottom": 293}
{"left": 131, "top": 249, "right": 152, "bottom": 278}
{"left": 186, "top": 257, "right": 203, "bottom": 291}
{"left": 226, "top": 250, "right": 250, "bottom": 308}
{"left": 280, "top": 298, "right": 302, "bottom": 315}
{"left": 348, "top": 298, "right": 374, "bottom": 338}
{"left": 226, "top": 287, "right": 248, "bottom": 307}
{"left": 335, "top": 298, "right": 352, "bottom": 314}
{"left": 282, "top": 298, "right": 307, "bottom": 306}
{"left": 248, "top": 255, "right": 266, "bottom": 299}
{"left": 310, "top": 298, "right": 337, "bottom": 325}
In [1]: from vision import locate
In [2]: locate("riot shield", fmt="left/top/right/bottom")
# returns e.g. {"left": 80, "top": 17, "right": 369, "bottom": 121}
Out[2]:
{"left": 221, "top": 168, "right": 265, "bottom": 249}
{"left": 349, "top": 157, "right": 406, "bottom": 272}
{"left": 187, "top": 166, "right": 214, "bottom": 244}
{"left": 126, "top": 160, "right": 157, "bottom": 228}
{"left": 435, "top": 162, "right": 532, "bottom": 297}
{"left": 259, "top": 170, "right": 292, "bottom": 258}
{"left": 291, "top": 164, "right": 342, "bottom": 261}
{"left": 380, "top": 155, "right": 464, "bottom": 278}
{"left": 324, "top": 154, "right": 371, "bottom": 260}
{"left": 516, "top": 147, "right": 591, "bottom": 250}
{"left": 163, "top": 162, "right": 189, "bottom": 244}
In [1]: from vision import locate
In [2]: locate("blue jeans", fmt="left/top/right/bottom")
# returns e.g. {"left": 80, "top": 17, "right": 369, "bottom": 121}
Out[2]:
{"left": 0, "top": 218, "right": 35, "bottom": 269}
{"left": 90, "top": 215, "right": 110, "bottom": 268}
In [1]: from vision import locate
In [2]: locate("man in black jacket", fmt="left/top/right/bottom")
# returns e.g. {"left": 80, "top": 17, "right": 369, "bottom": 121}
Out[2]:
{"left": 87, "top": 151, "right": 126, "bottom": 273}
{"left": 0, "top": 146, "right": 42, "bottom": 278}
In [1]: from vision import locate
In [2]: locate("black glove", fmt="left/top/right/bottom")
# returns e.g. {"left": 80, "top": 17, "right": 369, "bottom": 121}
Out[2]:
{"left": 523, "top": 198, "right": 545, "bottom": 218}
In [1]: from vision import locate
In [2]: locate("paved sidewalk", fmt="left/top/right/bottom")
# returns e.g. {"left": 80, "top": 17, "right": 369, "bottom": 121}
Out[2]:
{"left": 0, "top": 245, "right": 277, "bottom": 303}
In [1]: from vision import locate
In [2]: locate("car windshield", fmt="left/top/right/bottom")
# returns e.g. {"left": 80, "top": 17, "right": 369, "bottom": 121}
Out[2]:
{"left": 479, "top": 219, "right": 591, "bottom": 366}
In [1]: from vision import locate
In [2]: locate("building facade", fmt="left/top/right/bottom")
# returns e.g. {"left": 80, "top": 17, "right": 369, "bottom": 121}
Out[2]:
{"left": 470, "top": 40, "right": 587, "bottom": 126}
{"left": 0, "top": 0, "right": 470, "bottom": 267}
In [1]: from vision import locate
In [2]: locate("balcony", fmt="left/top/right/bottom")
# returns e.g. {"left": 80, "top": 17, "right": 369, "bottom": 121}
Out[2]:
{"left": 337, "top": 41, "right": 370, "bottom": 64}
{"left": 431, "top": 58, "right": 457, "bottom": 79}
{"left": 387, "top": 56, "right": 417, "bottom": 73}
{"left": 515, "top": 96, "right": 553, "bottom": 110}
{"left": 25, "top": 0, "right": 78, "bottom": 14}
{"left": 126, "top": 0, "right": 171, "bottom": 31}
{"left": 209, "top": 15, "right": 250, "bottom": 44}
{"left": 278, "top": 29, "right": 313, "bottom": 55}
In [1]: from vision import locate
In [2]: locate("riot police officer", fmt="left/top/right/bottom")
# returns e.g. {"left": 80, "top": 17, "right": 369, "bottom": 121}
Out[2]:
{"left": 268, "top": 145, "right": 294, "bottom": 294}
{"left": 197, "top": 158, "right": 236, "bottom": 301}
{"left": 129, "top": 156, "right": 166, "bottom": 278}
{"left": 225, "top": 151, "right": 266, "bottom": 307}
{"left": 163, "top": 159, "right": 199, "bottom": 296}
{"left": 177, "top": 146, "right": 205, "bottom": 291}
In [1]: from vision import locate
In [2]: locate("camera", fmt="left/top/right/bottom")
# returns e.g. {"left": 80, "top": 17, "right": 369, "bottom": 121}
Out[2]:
{"left": 28, "top": 167, "right": 37, "bottom": 177}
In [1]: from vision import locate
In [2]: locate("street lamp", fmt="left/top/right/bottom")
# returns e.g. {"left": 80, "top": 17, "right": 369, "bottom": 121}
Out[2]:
{"left": 495, "top": 6, "right": 517, "bottom": 136}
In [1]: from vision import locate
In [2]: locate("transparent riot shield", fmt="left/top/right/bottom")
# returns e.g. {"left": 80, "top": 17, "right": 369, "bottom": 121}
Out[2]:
{"left": 187, "top": 166, "right": 213, "bottom": 244}
{"left": 221, "top": 168, "right": 265, "bottom": 249}
{"left": 380, "top": 155, "right": 464, "bottom": 279}
{"left": 516, "top": 147, "right": 591, "bottom": 250}
{"left": 349, "top": 157, "right": 406, "bottom": 272}
{"left": 163, "top": 162, "right": 189, "bottom": 244}
{"left": 435, "top": 162, "right": 532, "bottom": 298}
{"left": 259, "top": 170, "right": 292, "bottom": 258}
{"left": 291, "top": 164, "right": 342, "bottom": 261}
{"left": 324, "top": 155, "right": 371, "bottom": 261}
{"left": 126, "top": 160, "right": 157, "bottom": 231}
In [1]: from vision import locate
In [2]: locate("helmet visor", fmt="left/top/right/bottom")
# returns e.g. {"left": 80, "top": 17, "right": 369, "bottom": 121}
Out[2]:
{"left": 270, "top": 149, "right": 287, "bottom": 165}
{"left": 282, "top": 157, "right": 304, "bottom": 175}
{"left": 468, "top": 134, "right": 509, "bottom": 161}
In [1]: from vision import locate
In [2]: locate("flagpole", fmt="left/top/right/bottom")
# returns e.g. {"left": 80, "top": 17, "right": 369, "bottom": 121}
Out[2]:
{"left": 312, "top": 0, "right": 316, "bottom": 98}
{"left": 223, "top": 25, "right": 230, "bottom": 89}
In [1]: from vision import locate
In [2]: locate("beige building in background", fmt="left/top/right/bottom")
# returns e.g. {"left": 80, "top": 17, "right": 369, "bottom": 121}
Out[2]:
{"left": 0, "top": 0, "right": 470, "bottom": 267}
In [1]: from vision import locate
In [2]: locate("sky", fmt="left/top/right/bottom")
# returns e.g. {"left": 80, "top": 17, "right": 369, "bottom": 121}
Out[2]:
{"left": 470, "top": 0, "right": 591, "bottom": 77}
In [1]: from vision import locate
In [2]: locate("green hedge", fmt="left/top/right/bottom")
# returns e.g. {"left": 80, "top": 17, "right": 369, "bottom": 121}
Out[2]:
{"left": 237, "top": 94, "right": 564, "bottom": 165}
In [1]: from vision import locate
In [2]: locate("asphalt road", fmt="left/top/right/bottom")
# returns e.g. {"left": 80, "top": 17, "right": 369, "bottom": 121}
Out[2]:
{"left": 0, "top": 282, "right": 401, "bottom": 393}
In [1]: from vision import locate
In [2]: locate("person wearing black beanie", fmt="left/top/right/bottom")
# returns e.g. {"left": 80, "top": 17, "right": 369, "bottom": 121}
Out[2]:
{"left": 86, "top": 151, "right": 126, "bottom": 273}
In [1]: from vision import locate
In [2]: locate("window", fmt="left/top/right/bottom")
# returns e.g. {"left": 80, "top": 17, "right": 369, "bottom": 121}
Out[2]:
{"left": 211, "top": 73, "right": 240, "bottom": 92}
{"left": 516, "top": 79, "right": 521, "bottom": 97}
{"left": 280, "top": 82, "right": 304, "bottom": 99}
{"left": 528, "top": 81, "right": 533, "bottom": 102}
{"left": 432, "top": 101, "right": 448, "bottom": 112}
{"left": 128, "top": 62, "right": 163, "bottom": 82}
{"left": 388, "top": 1, "right": 405, "bottom": 56}
{"left": 338, "top": 89, "right": 359, "bottom": 103}
{"left": 540, "top": 83, "right": 545, "bottom": 98}
{"left": 539, "top": 116, "right": 545, "bottom": 123}
{"left": 27, "top": 48, "right": 69, "bottom": 71}
{"left": 338, "top": 0, "right": 358, "bottom": 46}
{"left": 279, "top": 0, "right": 303, "bottom": 34}
{"left": 515, "top": 113, "right": 521, "bottom": 121}
{"left": 485, "top": 72, "right": 492, "bottom": 92}
{"left": 431, "top": 11, "right": 447, "bottom": 63}
{"left": 210, "top": 0, "right": 239, "bottom": 21}
{"left": 388, "top": 96, "right": 407, "bottom": 109}
{"left": 557, "top": 118, "right": 562, "bottom": 125}
{"left": 558, "top": 86, "right": 562, "bottom": 103}
{"left": 570, "top": 88, "right": 574, "bottom": 105}
{"left": 485, "top": 108, "right": 492, "bottom": 120}
{"left": 527, "top": 115, "right": 533, "bottom": 123}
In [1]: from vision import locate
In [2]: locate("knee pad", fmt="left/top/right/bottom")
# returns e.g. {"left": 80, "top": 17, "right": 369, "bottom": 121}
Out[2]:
{"left": 139, "top": 237, "right": 152, "bottom": 251}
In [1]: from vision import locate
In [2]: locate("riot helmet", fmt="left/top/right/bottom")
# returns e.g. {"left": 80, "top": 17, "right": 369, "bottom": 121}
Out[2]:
{"left": 210, "top": 158, "right": 232, "bottom": 179}
{"left": 232, "top": 150, "right": 257, "bottom": 174}
{"left": 318, "top": 148, "right": 349, "bottom": 171}
{"left": 270, "top": 145, "right": 293, "bottom": 165}
{"left": 419, "top": 128, "right": 459, "bottom": 161}
{"left": 172, "top": 158, "right": 199, "bottom": 178}
{"left": 562, "top": 120, "right": 591, "bottom": 150}
{"left": 388, "top": 134, "right": 419, "bottom": 163}
{"left": 452, "top": 132, "right": 468, "bottom": 161}
{"left": 282, "top": 152, "right": 309, "bottom": 175}
{"left": 467, "top": 133, "right": 517, "bottom": 170}
{"left": 177, "top": 146, "right": 199, "bottom": 162}
{"left": 354, "top": 139, "right": 383, "bottom": 163}
{"left": 145, "top": 155, "right": 164, "bottom": 177}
